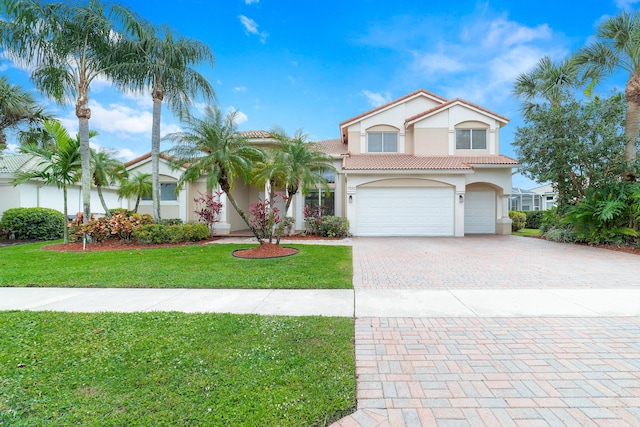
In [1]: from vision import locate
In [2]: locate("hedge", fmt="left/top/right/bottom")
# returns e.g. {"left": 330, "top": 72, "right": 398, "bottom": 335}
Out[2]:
{"left": 0, "top": 207, "right": 65, "bottom": 240}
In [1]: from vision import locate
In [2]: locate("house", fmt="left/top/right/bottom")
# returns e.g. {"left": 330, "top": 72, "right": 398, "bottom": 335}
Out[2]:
{"left": 0, "top": 153, "right": 125, "bottom": 219}
{"left": 327, "top": 89, "right": 518, "bottom": 236}
{"left": 125, "top": 89, "right": 518, "bottom": 236}
{"left": 510, "top": 184, "right": 557, "bottom": 211}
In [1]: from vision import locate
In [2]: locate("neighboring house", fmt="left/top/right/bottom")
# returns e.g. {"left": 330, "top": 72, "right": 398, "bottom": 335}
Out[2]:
{"left": 0, "top": 153, "right": 124, "bottom": 219}
{"left": 510, "top": 184, "right": 557, "bottom": 211}
{"left": 327, "top": 89, "right": 518, "bottom": 236}
{"left": 126, "top": 89, "right": 519, "bottom": 236}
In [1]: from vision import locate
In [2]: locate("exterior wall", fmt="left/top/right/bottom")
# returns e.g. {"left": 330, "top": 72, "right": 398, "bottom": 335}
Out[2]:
{"left": 413, "top": 128, "right": 449, "bottom": 156}
{"left": 0, "top": 178, "right": 124, "bottom": 219}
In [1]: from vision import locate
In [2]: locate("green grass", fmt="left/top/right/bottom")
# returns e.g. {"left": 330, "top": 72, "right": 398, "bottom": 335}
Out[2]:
{"left": 0, "top": 311, "right": 355, "bottom": 426}
{"left": 512, "top": 228, "right": 542, "bottom": 237}
{"left": 0, "top": 242, "right": 352, "bottom": 289}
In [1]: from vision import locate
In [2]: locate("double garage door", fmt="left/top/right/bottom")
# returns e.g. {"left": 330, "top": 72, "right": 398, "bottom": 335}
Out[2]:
{"left": 354, "top": 187, "right": 496, "bottom": 236}
{"left": 355, "top": 187, "right": 454, "bottom": 236}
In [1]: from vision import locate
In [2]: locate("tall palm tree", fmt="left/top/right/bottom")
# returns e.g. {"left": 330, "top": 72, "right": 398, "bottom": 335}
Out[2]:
{"left": 118, "top": 172, "right": 152, "bottom": 213}
{"left": 270, "top": 127, "right": 336, "bottom": 243}
{"left": 164, "top": 106, "right": 265, "bottom": 242}
{"left": 573, "top": 10, "right": 640, "bottom": 169}
{"left": 0, "top": 0, "right": 138, "bottom": 222}
{"left": 113, "top": 19, "right": 215, "bottom": 222}
{"left": 0, "top": 75, "right": 47, "bottom": 150}
{"left": 91, "top": 149, "right": 127, "bottom": 218}
{"left": 12, "top": 120, "right": 81, "bottom": 243}
{"left": 513, "top": 56, "right": 580, "bottom": 117}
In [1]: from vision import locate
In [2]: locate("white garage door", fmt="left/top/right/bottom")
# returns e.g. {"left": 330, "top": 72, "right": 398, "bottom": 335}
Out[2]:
{"left": 355, "top": 187, "right": 454, "bottom": 236}
{"left": 464, "top": 190, "right": 496, "bottom": 234}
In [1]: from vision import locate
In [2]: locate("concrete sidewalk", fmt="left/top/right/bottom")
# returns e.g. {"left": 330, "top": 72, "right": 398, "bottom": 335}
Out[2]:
{"left": 3, "top": 287, "right": 640, "bottom": 317}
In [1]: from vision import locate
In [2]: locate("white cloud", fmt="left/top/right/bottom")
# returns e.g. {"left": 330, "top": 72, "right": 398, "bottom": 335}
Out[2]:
{"left": 233, "top": 86, "right": 248, "bottom": 93}
{"left": 479, "top": 17, "right": 552, "bottom": 49}
{"left": 361, "top": 90, "right": 392, "bottom": 107}
{"left": 410, "top": 51, "right": 463, "bottom": 74}
{"left": 88, "top": 101, "right": 153, "bottom": 134}
{"left": 226, "top": 106, "right": 248, "bottom": 125}
{"left": 238, "top": 15, "right": 268, "bottom": 43}
{"left": 245, "top": 0, "right": 259, "bottom": 4}
{"left": 288, "top": 75, "right": 296, "bottom": 85}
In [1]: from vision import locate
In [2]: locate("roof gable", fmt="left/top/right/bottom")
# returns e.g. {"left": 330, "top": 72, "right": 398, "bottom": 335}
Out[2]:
{"left": 405, "top": 98, "right": 510, "bottom": 126}
{"left": 339, "top": 89, "right": 447, "bottom": 129}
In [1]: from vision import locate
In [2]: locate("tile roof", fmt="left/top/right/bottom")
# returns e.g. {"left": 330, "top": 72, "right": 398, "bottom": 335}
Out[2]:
{"left": 239, "top": 130, "right": 273, "bottom": 139}
{"left": 0, "top": 154, "right": 45, "bottom": 174}
{"left": 405, "top": 98, "right": 510, "bottom": 125}
{"left": 343, "top": 154, "right": 519, "bottom": 171}
{"left": 309, "top": 138, "right": 348, "bottom": 155}
{"left": 124, "top": 152, "right": 174, "bottom": 167}
{"left": 339, "top": 89, "right": 448, "bottom": 128}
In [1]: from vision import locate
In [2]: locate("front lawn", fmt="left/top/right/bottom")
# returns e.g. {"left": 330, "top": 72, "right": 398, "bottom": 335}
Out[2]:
{"left": 0, "top": 311, "right": 355, "bottom": 426}
{"left": 512, "top": 228, "right": 541, "bottom": 237}
{"left": 0, "top": 242, "right": 352, "bottom": 289}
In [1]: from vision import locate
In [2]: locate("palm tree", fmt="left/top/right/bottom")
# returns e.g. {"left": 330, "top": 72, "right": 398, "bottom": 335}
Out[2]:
{"left": 269, "top": 127, "right": 337, "bottom": 244}
{"left": 91, "top": 149, "right": 127, "bottom": 218}
{"left": 112, "top": 20, "right": 215, "bottom": 222}
{"left": 573, "top": 10, "right": 640, "bottom": 172}
{"left": 118, "top": 172, "right": 152, "bottom": 213}
{"left": 164, "top": 106, "right": 265, "bottom": 242}
{"left": 0, "top": 75, "right": 47, "bottom": 150}
{"left": 12, "top": 120, "right": 81, "bottom": 243}
{"left": 0, "top": 0, "right": 139, "bottom": 222}
{"left": 513, "top": 56, "right": 580, "bottom": 117}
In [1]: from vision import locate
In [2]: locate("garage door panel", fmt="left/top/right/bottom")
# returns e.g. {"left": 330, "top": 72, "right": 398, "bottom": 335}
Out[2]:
{"left": 464, "top": 190, "right": 495, "bottom": 234}
{"left": 356, "top": 187, "right": 454, "bottom": 236}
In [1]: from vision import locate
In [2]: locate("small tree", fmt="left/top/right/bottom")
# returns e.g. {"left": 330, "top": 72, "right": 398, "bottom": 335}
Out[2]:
{"left": 193, "top": 191, "right": 223, "bottom": 236}
{"left": 513, "top": 93, "right": 632, "bottom": 211}
{"left": 118, "top": 172, "right": 152, "bottom": 213}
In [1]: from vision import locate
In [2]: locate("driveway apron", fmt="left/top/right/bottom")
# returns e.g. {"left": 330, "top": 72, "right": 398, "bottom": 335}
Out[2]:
{"left": 333, "top": 236, "right": 640, "bottom": 427}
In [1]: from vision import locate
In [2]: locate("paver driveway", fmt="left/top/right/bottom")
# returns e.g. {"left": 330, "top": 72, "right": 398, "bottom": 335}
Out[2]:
{"left": 333, "top": 236, "right": 640, "bottom": 427}
{"left": 352, "top": 235, "right": 640, "bottom": 289}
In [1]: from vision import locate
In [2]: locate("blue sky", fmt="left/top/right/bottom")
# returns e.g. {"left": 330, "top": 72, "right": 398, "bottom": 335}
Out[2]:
{"left": 1, "top": 0, "right": 637, "bottom": 188}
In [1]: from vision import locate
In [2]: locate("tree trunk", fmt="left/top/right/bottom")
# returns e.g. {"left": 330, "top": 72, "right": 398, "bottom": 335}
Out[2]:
{"left": 276, "top": 185, "right": 296, "bottom": 245}
{"left": 220, "top": 184, "right": 262, "bottom": 244}
{"left": 78, "top": 116, "right": 91, "bottom": 224}
{"left": 97, "top": 183, "right": 110, "bottom": 218}
{"left": 151, "top": 92, "right": 163, "bottom": 222}
{"left": 63, "top": 184, "right": 69, "bottom": 244}
{"left": 624, "top": 75, "right": 640, "bottom": 181}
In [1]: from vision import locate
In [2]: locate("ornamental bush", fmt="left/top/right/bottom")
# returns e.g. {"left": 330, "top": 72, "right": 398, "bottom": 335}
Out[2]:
{"left": 509, "top": 210, "right": 526, "bottom": 232}
{"left": 71, "top": 210, "right": 154, "bottom": 242}
{"left": 0, "top": 207, "right": 65, "bottom": 240}
{"left": 524, "top": 210, "right": 543, "bottom": 229}
{"left": 317, "top": 216, "right": 350, "bottom": 238}
{"left": 133, "top": 223, "right": 209, "bottom": 244}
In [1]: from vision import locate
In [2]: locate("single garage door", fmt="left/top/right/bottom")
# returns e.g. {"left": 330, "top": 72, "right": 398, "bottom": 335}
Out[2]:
{"left": 464, "top": 190, "right": 496, "bottom": 234}
{"left": 355, "top": 187, "right": 454, "bottom": 236}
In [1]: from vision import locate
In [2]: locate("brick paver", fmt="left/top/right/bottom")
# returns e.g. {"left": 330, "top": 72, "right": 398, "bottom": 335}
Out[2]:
{"left": 333, "top": 317, "right": 640, "bottom": 426}
{"left": 352, "top": 236, "right": 640, "bottom": 289}
{"left": 332, "top": 236, "right": 640, "bottom": 426}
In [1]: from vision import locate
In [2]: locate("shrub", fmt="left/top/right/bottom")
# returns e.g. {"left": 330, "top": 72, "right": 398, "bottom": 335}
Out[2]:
{"left": 524, "top": 210, "right": 543, "bottom": 229}
{"left": 160, "top": 218, "right": 183, "bottom": 226}
{"left": 0, "top": 207, "right": 65, "bottom": 240}
{"left": 540, "top": 207, "right": 562, "bottom": 233}
{"left": 303, "top": 204, "right": 323, "bottom": 235}
{"left": 543, "top": 225, "right": 578, "bottom": 243}
{"left": 317, "top": 216, "right": 350, "bottom": 238}
{"left": 133, "top": 223, "right": 209, "bottom": 244}
{"left": 71, "top": 210, "right": 154, "bottom": 242}
{"left": 280, "top": 216, "right": 295, "bottom": 236}
{"left": 509, "top": 210, "right": 526, "bottom": 232}
{"left": 193, "top": 191, "right": 223, "bottom": 235}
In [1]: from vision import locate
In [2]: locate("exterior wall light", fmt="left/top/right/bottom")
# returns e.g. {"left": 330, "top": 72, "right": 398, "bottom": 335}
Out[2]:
{"left": 349, "top": 195, "right": 353, "bottom": 203}
{"left": 458, "top": 194, "right": 464, "bottom": 203}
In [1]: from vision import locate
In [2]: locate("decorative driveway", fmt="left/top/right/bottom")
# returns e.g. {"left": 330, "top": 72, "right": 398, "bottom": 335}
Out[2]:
{"left": 333, "top": 236, "right": 640, "bottom": 427}
{"left": 352, "top": 235, "right": 640, "bottom": 289}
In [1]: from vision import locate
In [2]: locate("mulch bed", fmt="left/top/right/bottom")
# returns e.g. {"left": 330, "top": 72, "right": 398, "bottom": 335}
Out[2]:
{"left": 232, "top": 242, "right": 299, "bottom": 259}
{"left": 42, "top": 237, "right": 221, "bottom": 252}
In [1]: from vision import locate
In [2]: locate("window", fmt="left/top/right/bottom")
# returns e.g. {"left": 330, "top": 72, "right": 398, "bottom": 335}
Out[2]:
{"left": 456, "top": 129, "right": 487, "bottom": 150}
{"left": 142, "top": 183, "right": 178, "bottom": 201}
{"left": 304, "top": 189, "right": 335, "bottom": 216}
{"left": 367, "top": 132, "right": 397, "bottom": 153}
